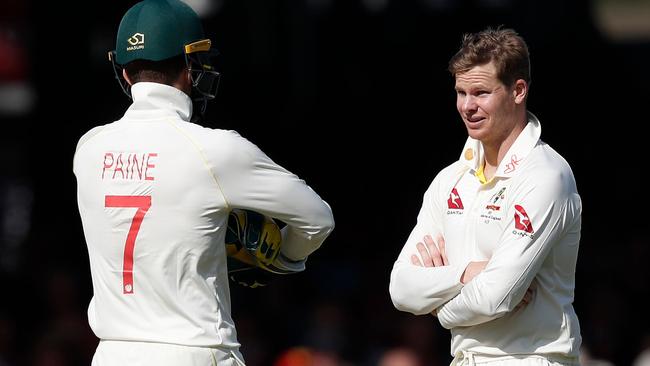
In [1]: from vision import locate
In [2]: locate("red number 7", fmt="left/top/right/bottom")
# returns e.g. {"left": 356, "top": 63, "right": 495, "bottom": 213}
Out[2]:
{"left": 105, "top": 195, "right": 152, "bottom": 294}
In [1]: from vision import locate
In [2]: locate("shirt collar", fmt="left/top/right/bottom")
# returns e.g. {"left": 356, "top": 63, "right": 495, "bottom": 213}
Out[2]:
{"left": 459, "top": 111, "right": 542, "bottom": 178}
{"left": 124, "top": 82, "right": 193, "bottom": 122}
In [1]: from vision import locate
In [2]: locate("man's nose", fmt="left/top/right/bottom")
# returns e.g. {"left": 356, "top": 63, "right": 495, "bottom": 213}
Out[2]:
{"left": 462, "top": 95, "right": 478, "bottom": 112}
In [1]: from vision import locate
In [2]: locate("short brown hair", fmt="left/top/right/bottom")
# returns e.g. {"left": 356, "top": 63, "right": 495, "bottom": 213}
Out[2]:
{"left": 448, "top": 27, "right": 530, "bottom": 87}
{"left": 124, "top": 55, "right": 187, "bottom": 85}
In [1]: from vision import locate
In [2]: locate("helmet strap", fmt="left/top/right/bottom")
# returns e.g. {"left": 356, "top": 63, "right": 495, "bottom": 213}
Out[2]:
{"left": 109, "top": 51, "right": 132, "bottom": 100}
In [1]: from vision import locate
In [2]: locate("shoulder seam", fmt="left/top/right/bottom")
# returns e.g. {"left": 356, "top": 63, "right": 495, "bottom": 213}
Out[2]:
{"left": 163, "top": 118, "right": 231, "bottom": 209}
{"left": 74, "top": 125, "right": 108, "bottom": 171}
{"left": 76, "top": 125, "right": 107, "bottom": 155}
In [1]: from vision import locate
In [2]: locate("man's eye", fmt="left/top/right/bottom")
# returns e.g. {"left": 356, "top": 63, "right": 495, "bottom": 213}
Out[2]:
{"left": 476, "top": 90, "right": 489, "bottom": 96}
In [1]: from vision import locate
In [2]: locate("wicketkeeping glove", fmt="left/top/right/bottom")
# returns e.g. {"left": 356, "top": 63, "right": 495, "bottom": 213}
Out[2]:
{"left": 225, "top": 209, "right": 282, "bottom": 288}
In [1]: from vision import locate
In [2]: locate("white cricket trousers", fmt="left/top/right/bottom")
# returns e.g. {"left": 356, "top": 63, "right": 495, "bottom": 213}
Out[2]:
{"left": 450, "top": 351, "right": 580, "bottom": 366}
{"left": 92, "top": 340, "right": 246, "bottom": 366}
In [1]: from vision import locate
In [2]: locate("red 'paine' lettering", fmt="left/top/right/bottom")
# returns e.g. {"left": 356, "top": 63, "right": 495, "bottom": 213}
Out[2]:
{"left": 113, "top": 154, "right": 124, "bottom": 179}
{"left": 102, "top": 152, "right": 158, "bottom": 181}
{"left": 102, "top": 153, "right": 114, "bottom": 179}
{"left": 145, "top": 153, "right": 157, "bottom": 181}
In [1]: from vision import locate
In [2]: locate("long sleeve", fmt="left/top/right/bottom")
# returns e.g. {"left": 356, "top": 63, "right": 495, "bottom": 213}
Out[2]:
{"left": 437, "top": 169, "right": 580, "bottom": 329}
{"left": 208, "top": 130, "right": 334, "bottom": 264}
{"left": 389, "top": 175, "right": 468, "bottom": 315}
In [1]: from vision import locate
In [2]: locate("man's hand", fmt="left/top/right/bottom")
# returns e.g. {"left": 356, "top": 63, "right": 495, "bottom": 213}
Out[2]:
{"left": 514, "top": 286, "right": 535, "bottom": 311}
{"left": 410, "top": 235, "right": 448, "bottom": 267}
{"left": 409, "top": 235, "right": 452, "bottom": 318}
{"left": 460, "top": 261, "right": 488, "bottom": 284}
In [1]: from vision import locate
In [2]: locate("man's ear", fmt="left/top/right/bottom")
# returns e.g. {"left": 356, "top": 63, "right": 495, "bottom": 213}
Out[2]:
{"left": 184, "top": 68, "right": 192, "bottom": 88}
{"left": 174, "top": 68, "right": 193, "bottom": 96}
{"left": 122, "top": 69, "right": 133, "bottom": 86}
{"left": 513, "top": 79, "right": 528, "bottom": 104}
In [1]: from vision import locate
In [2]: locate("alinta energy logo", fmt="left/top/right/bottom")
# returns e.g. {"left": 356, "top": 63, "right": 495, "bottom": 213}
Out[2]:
{"left": 126, "top": 33, "right": 145, "bottom": 51}
{"left": 513, "top": 204, "right": 534, "bottom": 238}
{"left": 447, "top": 188, "right": 464, "bottom": 215}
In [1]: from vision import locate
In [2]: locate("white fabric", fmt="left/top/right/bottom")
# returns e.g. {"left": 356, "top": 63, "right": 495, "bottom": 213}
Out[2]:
{"left": 390, "top": 113, "right": 581, "bottom": 359}
{"left": 92, "top": 340, "right": 245, "bottom": 366}
{"left": 450, "top": 350, "right": 580, "bottom": 365}
{"left": 634, "top": 349, "right": 650, "bottom": 366}
{"left": 74, "top": 82, "right": 334, "bottom": 365}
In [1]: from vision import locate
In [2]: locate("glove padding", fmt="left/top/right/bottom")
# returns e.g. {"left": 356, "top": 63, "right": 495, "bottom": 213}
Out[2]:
{"left": 225, "top": 209, "right": 283, "bottom": 287}
{"left": 227, "top": 259, "right": 273, "bottom": 288}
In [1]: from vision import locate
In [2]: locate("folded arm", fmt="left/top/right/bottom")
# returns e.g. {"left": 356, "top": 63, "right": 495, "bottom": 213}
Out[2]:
{"left": 437, "top": 172, "right": 579, "bottom": 328}
{"left": 211, "top": 131, "right": 335, "bottom": 270}
{"left": 389, "top": 179, "right": 468, "bottom": 315}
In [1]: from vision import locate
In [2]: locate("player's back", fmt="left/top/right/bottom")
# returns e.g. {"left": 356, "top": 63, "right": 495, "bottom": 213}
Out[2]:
{"left": 74, "top": 82, "right": 240, "bottom": 350}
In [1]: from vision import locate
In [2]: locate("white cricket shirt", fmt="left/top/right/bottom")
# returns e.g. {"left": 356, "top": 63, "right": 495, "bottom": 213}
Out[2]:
{"left": 74, "top": 82, "right": 334, "bottom": 358}
{"left": 390, "top": 113, "right": 581, "bottom": 359}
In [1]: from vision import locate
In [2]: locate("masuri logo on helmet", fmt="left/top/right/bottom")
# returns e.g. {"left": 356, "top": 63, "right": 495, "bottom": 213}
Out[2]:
{"left": 126, "top": 33, "right": 145, "bottom": 50}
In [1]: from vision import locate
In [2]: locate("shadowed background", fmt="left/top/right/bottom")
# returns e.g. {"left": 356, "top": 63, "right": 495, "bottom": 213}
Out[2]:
{"left": 1, "top": 0, "right": 649, "bottom": 365}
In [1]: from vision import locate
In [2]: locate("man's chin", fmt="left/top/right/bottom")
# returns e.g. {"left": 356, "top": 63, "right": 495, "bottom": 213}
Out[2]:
{"left": 466, "top": 126, "right": 487, "bottom": 140}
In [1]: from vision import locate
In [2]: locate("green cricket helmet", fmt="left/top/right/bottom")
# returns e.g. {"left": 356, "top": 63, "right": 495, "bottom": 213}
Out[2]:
{"left": 108, "top": 0, "right": 220, "bottom": 120}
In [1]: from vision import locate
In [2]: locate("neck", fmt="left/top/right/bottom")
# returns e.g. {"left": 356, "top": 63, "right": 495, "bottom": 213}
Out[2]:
{"left": 172, "top": 69, "right": 192, "bottom": 96}
{"left": 482, "top": 112, "right": 527, "bottom": 178}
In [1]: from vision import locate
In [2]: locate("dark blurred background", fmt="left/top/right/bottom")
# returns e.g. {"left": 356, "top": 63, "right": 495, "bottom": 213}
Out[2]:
{"left": 1, "top": 0, "right": 649, "bottom": 365}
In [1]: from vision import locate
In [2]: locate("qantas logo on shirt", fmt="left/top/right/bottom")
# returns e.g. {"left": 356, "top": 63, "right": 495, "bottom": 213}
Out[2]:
{"left": 447, "top": 188, "right": 464, "bottom": 211}
{"left": 514, "top": 204, "right": 534, "bottom": 233}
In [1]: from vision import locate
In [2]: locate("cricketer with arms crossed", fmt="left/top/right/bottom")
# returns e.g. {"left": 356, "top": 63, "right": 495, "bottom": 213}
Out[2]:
{"left": 73, "top": 1, "right": 334, "bottom": 365}
{"left": 390, "top": 28, "right": 582, "bottom": 366}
